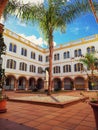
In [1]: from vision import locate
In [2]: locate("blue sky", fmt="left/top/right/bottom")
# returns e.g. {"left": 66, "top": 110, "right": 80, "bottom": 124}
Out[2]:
{"left": 2, "top": 1, "right": 98, "bottom": 48}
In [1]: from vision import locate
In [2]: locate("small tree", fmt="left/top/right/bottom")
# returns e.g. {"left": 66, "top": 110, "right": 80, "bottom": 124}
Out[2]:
{"left": 80, "top": 53, "right": 98, "bottom": 89}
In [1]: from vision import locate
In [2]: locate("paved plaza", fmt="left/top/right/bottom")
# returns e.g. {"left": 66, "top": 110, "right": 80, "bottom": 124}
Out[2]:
{"left": 0, "top": 91, "right": 97, "bottom": 130}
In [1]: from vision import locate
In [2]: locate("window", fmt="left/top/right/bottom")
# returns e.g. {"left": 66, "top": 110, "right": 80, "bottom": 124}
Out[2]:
{"left": 38, "top": 55, "right": 43, "bottom": 62}
{"left": 38, "top": 67, "right": 43, "bottom": 73}
{"left": 6, "top": 59, "right": 16, "bottom": 69}
{"left": 64, "top": 51, "right": 70, "bottom": 59}
{"left": 54, "top": 53, "right": 60, "bottom": 61}
{"left": 87, "top": 46, "right": 95, "bottom": 53}
{"left": 9, "top": 43, "right": 17, "bottom": 53}
{"left": 31, "top": 52, "right": 36, "bottom": 59}
{"left": 21, "top": 48, "right": 27, "bottom": 56}
{"left": 46, "top": 55, "right": 49, "bottom": 62}
{"left": 29, "top": 65, "right": 36, "bottom": 73}
{"left": 53, "top": 66, "right": 60, "bottom": 73}
{"left": 19, "top": 62, "right": 27, "bottom": 71}
{"left": 74, "top": 49, "right": 82, "bottom": 57}
{"left": 63, "top": 65, "right": 71, "bottom": 72}
{"left": 74, "top": 63, "right": 83, "bottom": 72}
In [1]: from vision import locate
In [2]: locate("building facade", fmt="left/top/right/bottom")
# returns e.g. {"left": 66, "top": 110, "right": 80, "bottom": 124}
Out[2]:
{"left": 2, "top": 28, "right": 98, "bottom": 91}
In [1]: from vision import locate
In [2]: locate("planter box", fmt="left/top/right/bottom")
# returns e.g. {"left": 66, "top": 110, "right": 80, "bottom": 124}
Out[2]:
{"left": 0, "top": 100, "right": 7, "bottom": 113}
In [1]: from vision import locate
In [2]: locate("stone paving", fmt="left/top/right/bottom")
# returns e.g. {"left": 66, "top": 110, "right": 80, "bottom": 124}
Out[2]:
{"left": 0, "top": 91, "right": 97, "bottom": 130}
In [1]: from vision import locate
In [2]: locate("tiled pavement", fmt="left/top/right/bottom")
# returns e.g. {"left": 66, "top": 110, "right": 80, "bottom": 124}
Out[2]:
{"left": 0, "top": 91, "right": 97, "bottom": 130}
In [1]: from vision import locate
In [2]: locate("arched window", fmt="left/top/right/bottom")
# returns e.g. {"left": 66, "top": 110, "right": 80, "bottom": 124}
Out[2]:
{"left": 31, "top": 52, "right": 36, "bottom": 59}
{"left": 67, "top": 51, "right": 70, "bottom": 58}
{"left": 91, "top": 46, "right": 95, "bottom": 53}
{"left": 87, "top": 47, "right": 90, "bottom": 53}
{"left": 74, "top": 50, "right": 78, "bottom": 57}
{"left": 6, "top": 59, "right": 16, "bottom": 69}
{"left": 38, "top": 55, "right": 43, "bottom": 61}
{"left": 19, "top": 62, "right": 27, "bottom": 71}
{"left": 21, "top": 48, "right": 27, "bottom": 56}
{"left": 46, "top": 55, "right": 49, "bottom": 62}
{"left": 78, "top": 49, "right": 82, "bottom": 56}
{"left": 9, "top": 43, "right": 17, "bottom": 53}
{"left": 74, "top": 63, "right": 83, "bottom": 72}
{"left": 38, "top": 67, "right": 43, "bottom": 73}
{"left": 29, "top": 65, "right": 36, "bottom": 73}
{"left": 54, "top": 53, "right": 60, "bottom": 60}
{"left": 64, "top": 52, "right": 66, "bottom": 59}
{"left": 53, "top": 66, "right": 60, "bottom": 73}
{"left": 63, "top": 65, "right": 71, "bottom": 72}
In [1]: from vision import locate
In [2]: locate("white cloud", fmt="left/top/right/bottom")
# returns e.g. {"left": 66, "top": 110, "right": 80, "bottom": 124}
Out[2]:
{"left": 17, "top": 21, "right": 26, "bottom": 27}
{"left": 18, "top": 33, "right": 56, "bottom": 48}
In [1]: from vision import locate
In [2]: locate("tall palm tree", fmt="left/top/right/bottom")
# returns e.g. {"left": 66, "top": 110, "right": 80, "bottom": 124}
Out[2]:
{"left": 80, "top": 53, "right": 98, "bottom": 86}
{"left": 0, "top": 0, "right": 8, "bottom": 18}
{"left": 3, "top": 0, "right": 98, "bottom": 95}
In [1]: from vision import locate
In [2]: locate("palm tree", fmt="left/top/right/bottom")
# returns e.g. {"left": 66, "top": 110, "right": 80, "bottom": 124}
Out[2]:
{"left": 3, "top": 0, "right": 98, "bottom": 95}
{"left": 80, "top": 53, "right": 98, "bottom": 87}
{"left": 0, "top": 0, "right": 8, "bottom": 18}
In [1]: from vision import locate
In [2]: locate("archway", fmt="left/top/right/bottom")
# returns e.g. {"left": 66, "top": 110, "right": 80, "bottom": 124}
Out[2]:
{"left": 29, "top": 78, "right": 36, "bottom": 90}
{"left": 5, "top": 75, "right": 16, "bottom": 90}
{"left": 89, "top": 77, "right": 98, "bottom": 90}
{"left": 18, "top": 77, "right": 26, "bottom": 90}
{"left": 64, "top": 78, "right": 73, "bottom": 90}
{"left": 53, "top": 78, "right": 62, "bottom": 91}
{"left": 74, "top": 77, "right": 85, "bottom": 90}
{"left": 37, "top": 78, "right": 44, "bottom": 89}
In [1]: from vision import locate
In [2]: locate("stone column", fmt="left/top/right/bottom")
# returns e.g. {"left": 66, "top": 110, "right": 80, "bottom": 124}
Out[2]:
{"left": 61, "top": 80, "right": 64, "bottom": 90}
{"left": 85, "top": 79, "right": 89, "bottom": 91}
{"left": 25, "top": 80, "right": 28, "bottom": 91}
{"left": 73, "top": 81, "right": 76, "bottom": 90}
{"left": 14, "top": 79, "right": 18, "bottom": 91}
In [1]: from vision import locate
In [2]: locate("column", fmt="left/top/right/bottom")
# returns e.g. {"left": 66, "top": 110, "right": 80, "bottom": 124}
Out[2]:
{"left": 25, "top": 80, "right": 28, "bottom": 91}
{"left": 85, "top": 79, "right": 89, "bottom": 91}
{"left": 14, "top": 79, "right": 18, "bottom": 91}
{"left": 61, "top": 80, "right": 64, "bottom": 90}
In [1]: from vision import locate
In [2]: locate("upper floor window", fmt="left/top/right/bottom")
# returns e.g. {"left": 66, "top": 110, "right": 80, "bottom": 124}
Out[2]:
{"left": 46, "top": 55, "right": 49, "bottom": 62}
{"left": 87, "top": 46, "right": 95, "bottom": 54}
{"left": 6, "top": 59, "right": 16, "bottom": 69}
{"left": 63, "top": 65, "right": 71, "bottom": 73}
{"left": 21, "top": 48, "right": 27, "bottom": 56}
{"left": 74, "top": 63, "right": 83, "bottom": 72}
{"left": 38, "top": 55, "right": 43, "bottom": 62}
{"left": 63, "top": 51, "right": 70, "bottom": 59}
{"left": 19, "top": 62, "right": 27, "bottom": 71}
{"left": 31, "top": 52, "right": 36, "bottom": 59}
{"left": 38, "top": 67, "right": 43, "bottom": 73}
{"left": 29, "top": 65, "right": 36, "bottom": 73}
{"left": 53, "top": 66, "right": 60, "bottom": 73}
{"left": 54, "top": 53, "right": 60, "bottom": 61}
{"left": 9, "top": 43, "right": 17, "bottom": 53}
{"left": 74, "top": 49, "right": 82, "bottom": 57}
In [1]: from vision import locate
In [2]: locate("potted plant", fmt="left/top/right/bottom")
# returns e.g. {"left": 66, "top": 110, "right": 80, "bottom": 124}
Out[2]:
{"left": 0, "top": 88, "right": 7, "bottom": 113}
{"left": 80, "top": 52, "right": 98, "bottom": 129}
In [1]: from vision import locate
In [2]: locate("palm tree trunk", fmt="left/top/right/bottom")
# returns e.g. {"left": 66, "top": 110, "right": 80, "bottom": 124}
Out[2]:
{"left": 89, "top": 0, "right": 98, "bottom": 23}
{"left": 48, "top": 31, "right": 53, "bottom": 95}
{"left": 0, "top": 0, "right": 8, "bottom": 18}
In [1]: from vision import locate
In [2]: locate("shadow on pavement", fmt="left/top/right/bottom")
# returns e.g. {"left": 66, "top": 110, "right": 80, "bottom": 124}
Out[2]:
{"left": 0, "top": 118, "right": 38, "bottom": 130}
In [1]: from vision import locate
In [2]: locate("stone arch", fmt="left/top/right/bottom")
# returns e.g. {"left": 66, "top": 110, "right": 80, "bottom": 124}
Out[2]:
{"left": 29, "top": 77, "right": 36, "bottom": 90}
{"left": 5, "top": 75, "right": 16, "bottom": 90}
{"left": 74, "top": 76, "right": 85, "bottom": 90}
{"left": 37, "top": 78, "right": 44, "bottom": 89}
{"left": 63, "top": 77, "right": 73, "bottom": 90}
{"left": 18, "top": 76, "right": 27, "bottom": 90}
{"left": 53, "top": 78, "right": 62, "bottom": 91}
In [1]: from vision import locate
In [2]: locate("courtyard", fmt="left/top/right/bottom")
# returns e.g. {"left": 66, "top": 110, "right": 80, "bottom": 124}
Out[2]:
{"left": 0, "top": 91, "right": 97, "bottom": 130}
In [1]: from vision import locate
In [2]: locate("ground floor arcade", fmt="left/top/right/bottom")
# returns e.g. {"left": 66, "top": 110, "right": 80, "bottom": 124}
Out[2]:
{"left": 4, "top": 75, "right": 98, "bottom": 91}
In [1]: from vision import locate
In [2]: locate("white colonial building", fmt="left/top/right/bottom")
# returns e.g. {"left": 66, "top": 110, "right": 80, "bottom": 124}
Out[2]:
{"left": 2, "top": 28, "right": 98, "bottom": 91}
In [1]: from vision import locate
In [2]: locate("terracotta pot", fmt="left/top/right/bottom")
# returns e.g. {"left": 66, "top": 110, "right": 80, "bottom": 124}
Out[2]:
{"left": 0, "top": 99, "right": 7, "bottom": 113}
{"left": 89, "top": 101, "right": 98, "bottom": 130}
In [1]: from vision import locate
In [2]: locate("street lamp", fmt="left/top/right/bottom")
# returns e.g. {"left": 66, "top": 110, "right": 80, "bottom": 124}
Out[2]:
{"left": 89, "top": 0, "right": 98, "bottom": 23}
